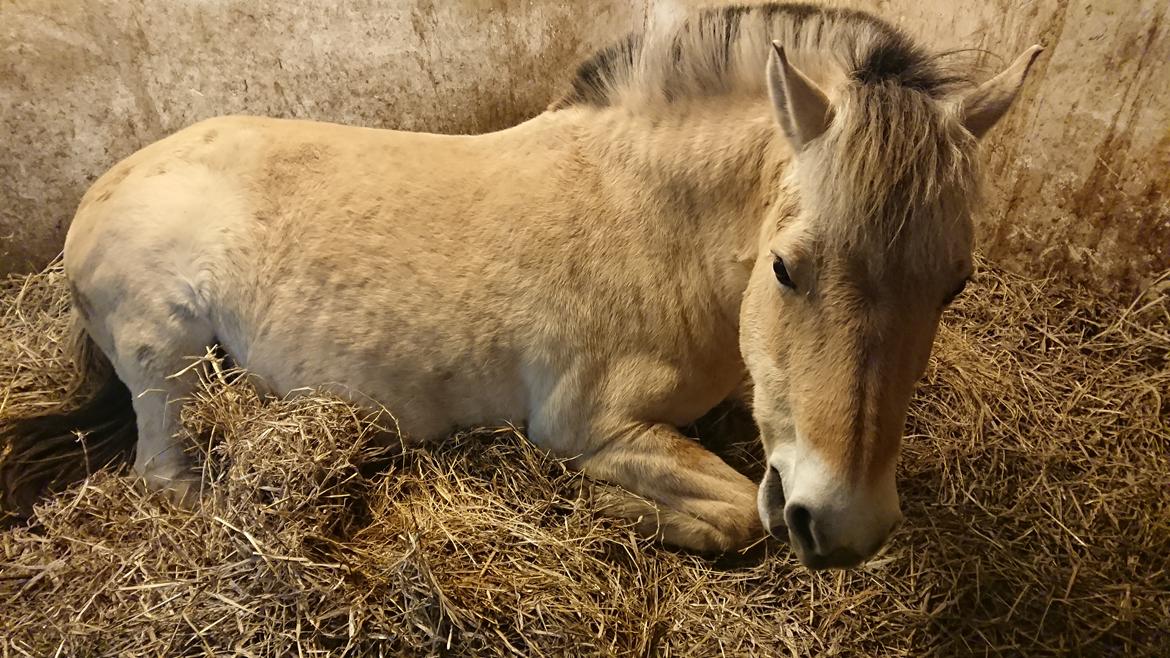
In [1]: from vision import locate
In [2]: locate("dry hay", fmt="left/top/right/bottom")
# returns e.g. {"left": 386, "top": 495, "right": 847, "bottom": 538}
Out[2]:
{"left": 0, "top": 259, "right": 1167, "bottom": 657}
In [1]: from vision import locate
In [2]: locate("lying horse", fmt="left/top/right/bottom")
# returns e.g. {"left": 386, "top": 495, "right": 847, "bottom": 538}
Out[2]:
{"left": 1, "top": 3, "right": 1040, "bottom": 569}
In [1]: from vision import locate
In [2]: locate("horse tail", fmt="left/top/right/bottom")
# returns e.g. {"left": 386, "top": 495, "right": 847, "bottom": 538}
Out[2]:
{"left": 0, "top": 314, "right": 137, "bottom": 518}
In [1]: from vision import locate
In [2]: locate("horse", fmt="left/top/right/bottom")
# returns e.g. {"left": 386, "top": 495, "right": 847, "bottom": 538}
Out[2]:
{"left": 0, "top": 2, "right": 1040, "bottom": 569}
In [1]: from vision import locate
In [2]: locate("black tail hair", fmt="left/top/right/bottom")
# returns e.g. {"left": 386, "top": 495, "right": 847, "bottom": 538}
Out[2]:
{"left": 0, "top": 316, "right": 137, "bottom": 519}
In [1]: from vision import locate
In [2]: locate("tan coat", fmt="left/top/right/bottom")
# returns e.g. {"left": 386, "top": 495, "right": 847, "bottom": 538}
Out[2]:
{"left": 36, "top": 3, "right": 1041, "bottom": 567}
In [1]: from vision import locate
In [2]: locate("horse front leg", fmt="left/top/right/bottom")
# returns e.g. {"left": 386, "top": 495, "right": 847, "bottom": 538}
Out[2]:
{"left": 574, "top": 423, "right": 763, "bottom": 553}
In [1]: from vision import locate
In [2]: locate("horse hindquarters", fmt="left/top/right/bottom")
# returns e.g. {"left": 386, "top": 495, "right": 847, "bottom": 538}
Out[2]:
{"left": 63, "top": 162, "right": 239, "bottom": 503}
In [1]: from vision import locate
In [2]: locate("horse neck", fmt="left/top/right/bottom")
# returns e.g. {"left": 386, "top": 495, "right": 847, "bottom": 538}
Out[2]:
{"left": 575, "top": 98, "right": 786, "bottom": 326}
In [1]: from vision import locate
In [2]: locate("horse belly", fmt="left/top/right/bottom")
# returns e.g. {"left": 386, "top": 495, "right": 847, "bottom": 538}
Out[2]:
{"left": 225, "top": 312, "right": 530, "bottom": 443}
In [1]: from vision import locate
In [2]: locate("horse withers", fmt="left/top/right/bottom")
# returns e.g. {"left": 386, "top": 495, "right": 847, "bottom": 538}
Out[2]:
{"left": 1, "top": 3, "right": 1040, "bottom": 569}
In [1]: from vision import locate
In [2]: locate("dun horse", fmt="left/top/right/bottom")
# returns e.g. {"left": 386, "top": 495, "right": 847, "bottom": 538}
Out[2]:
{"left": 1, "top": 3, "right": 1040, "bottom": 569}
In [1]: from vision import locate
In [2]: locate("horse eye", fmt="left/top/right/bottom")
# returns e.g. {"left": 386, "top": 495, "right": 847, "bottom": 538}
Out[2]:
{"left": 773, "top": 256, "right": 795, "bottom": 290}
{"left": 944, "top": 278, "right": 968, "bottom": 305}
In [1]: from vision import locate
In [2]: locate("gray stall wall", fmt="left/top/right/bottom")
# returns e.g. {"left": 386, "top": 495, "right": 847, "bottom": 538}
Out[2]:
{"left": 3, "top": 0, "right": 1168, "bottom": 293}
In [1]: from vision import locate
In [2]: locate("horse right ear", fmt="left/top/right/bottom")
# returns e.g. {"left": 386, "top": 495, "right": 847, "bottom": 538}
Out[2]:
{"left": 959, "top": 45, "right": 1044, "bottom": 139}
{"left": 767, "top": 42, "right": 834, "bottom": 151}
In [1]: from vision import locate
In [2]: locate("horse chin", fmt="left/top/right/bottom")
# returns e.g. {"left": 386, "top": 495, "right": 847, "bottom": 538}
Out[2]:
{"left": 795, "top": 546, "right": 866, "bottom": 570}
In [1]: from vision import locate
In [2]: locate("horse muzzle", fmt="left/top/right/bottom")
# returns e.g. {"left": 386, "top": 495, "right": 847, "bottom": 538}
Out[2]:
{"left": 758, "top": 458, "right": 902, "bottom": 570}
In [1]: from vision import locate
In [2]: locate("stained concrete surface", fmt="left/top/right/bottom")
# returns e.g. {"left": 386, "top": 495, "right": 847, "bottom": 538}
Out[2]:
{"left": 865, "top": 0, "right": 1170, "bottom": 294}
{"left": 2, "top": 0, "right": 1167, "bottom": 293}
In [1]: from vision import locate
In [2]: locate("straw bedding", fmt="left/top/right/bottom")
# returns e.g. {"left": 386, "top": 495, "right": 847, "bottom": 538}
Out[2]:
{"left": 1, "top": 260, "right": 1167, "bottom": 656}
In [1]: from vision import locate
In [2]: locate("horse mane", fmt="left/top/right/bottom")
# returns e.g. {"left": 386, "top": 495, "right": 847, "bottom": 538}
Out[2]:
{"left": 553, "top": 2, "right": 981, "bottom": 268}
{"left": 551, "top": 2, "right": 969, "bottom": 111}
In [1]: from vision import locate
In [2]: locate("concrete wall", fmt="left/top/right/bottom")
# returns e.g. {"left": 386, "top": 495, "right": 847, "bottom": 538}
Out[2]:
{"left": 863, "top": 0, "right": 1170, "bottom": 293}
{"left": 3, "top": 0, "right": 1167, "bottom": 292}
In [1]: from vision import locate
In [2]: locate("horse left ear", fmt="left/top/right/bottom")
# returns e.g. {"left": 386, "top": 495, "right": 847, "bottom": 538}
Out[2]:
{"left": 960, "top": 45, "right": 1044, "bottom": 139}
{"left": 767, "top": 41, "right": 834, "bottom": 151}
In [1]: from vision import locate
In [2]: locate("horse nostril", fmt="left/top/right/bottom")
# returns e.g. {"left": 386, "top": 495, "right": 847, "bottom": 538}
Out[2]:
{"left": 785, "top": 504, "right": 816, "bottom": 553}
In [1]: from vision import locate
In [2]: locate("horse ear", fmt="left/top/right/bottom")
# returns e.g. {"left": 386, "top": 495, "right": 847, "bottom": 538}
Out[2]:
{"left": 767, "top": 42, "right": 833, "bottom": 150}
{"left": 960, "top": 45, "right": 1044, "bottom": 139}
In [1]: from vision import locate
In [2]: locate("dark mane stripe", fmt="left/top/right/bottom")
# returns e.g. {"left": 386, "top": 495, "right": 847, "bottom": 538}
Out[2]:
{"left": 552, "top": 2, "right": 964, "bottom": 110}
{"left": 552, "top": 33, "right": 643, "bottom": 109}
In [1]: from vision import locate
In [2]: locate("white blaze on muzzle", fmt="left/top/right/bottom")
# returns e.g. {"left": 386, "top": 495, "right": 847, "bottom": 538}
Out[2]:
{"left": 759, "top": 433, "right": 901, "bottom": 567}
